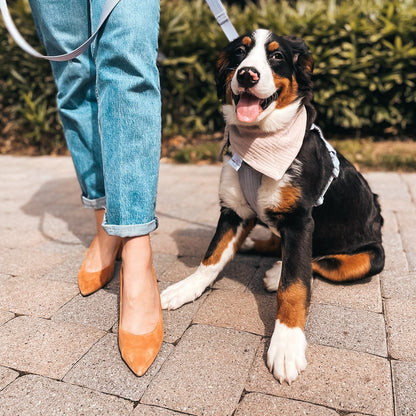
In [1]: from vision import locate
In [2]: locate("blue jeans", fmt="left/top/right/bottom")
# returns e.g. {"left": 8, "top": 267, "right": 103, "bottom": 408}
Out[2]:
{"left": 28, "top": 0, "right": 161, "bottom": 237}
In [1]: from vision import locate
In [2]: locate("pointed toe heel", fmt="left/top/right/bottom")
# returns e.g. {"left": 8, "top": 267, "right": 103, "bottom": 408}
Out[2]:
{"left": 118, "top": 268, "right": 163, "bottom": 376}
{"left": 78, "top": 238, "right": 122, "bottom": 296}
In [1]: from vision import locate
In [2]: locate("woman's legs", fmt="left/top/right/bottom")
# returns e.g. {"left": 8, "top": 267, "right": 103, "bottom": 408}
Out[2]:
{"left": 28, "top": 0, "right": 106, "bottom": 206}
{"left": 28, "top": 0, "right": 122, "bottom": 277}
{"left": 30, "top": 0, "right": 163, "bottom": 370}
{"left": 91, "top": 0, "right": 162, "bottom": 335}
{"left": 92, "top": 0, "right": 161, "bottom": 237}
{"left": 83, "top": 210, "right": 121, "bottom": 273}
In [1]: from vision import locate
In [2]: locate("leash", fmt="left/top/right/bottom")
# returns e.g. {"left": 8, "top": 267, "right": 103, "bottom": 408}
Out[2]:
{"left": 0, "top": 0, "right": 120, "bottom": 61}
{"left": 0, "top": 0, "right": 238, "bottom": 61}
{"left": 205, "top": 0, "right": 239, "bottom": 41}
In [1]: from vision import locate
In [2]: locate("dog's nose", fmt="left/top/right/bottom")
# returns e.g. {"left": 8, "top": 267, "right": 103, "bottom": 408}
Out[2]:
{"left": 237, "top": 67, "right": 260, "bottom": 88}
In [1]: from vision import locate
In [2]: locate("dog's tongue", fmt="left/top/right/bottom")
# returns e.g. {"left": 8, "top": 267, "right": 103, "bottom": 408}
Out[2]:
{"left": 236, "top": 93, "right": 262, "bottom": 123}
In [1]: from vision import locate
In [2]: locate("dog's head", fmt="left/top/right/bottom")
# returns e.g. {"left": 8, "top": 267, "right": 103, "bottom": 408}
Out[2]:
{"left": 215, "top": 29, "right": 315, "bottom": 131}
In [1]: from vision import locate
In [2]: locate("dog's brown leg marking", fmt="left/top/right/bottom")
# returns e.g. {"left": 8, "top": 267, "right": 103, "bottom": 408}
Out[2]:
{"left": 202, "top": 228, "right": 234, "bottom": 266}
{"left": 312, "top": 252, "right": 373, "bottom": 282}
{"left": 202, "top": 219, "right": 255, "bottom": 266}
{"left": 276, "top": 281, "right": 308, "bottom": 329}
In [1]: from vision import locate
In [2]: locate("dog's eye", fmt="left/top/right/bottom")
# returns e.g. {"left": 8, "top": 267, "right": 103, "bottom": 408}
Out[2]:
{"left": 270, "top": 51, "right": 284, "bottom": 62}
{"left": 235, "top": 46, "right": 247, "bottom": 57}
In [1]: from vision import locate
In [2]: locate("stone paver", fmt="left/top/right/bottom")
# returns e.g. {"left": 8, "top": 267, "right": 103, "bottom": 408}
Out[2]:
{"left": 0, "top": 310, "right": 14, "bottom": 325}
{"left": 306, "top": 303, "right": 388, "bottom": 356}
{"left": 311, "top": 275, "right": 383, "bottom": 313}
{"left": 0, "top": 366, "right": 19, "bottom": 390}
{"left": 132, "top": 405, "right": 187, "bottom": 415}
{"left": 52, "top": 290, "right": 118, "bottom": 331}
{"left": 246, "top": 341, "right": 393, "bottom": 416}
{"left": 234, "top": 393, "right": 339, "bottom": 416}
{"left": 63, "top": 333, "right": 174, "bottom": 401}
{"left": 142, "top": 324, "right": 260, "bottom": 416}
{"left": 0, "top": 275, "right": 78, "bottom": 318}
{"left": 384, "top": 297, "right": 416, "bottom": 361}
{"left": 0, "top": 316, "right": 104, "bottom": 379}
{"left": 392, "top": 361, "right": 416, "bottom": 416}
{"left": 0, "top": 157, "right": 414, "bottom": 416}
{"left": 193, "top": 290, "right": 275, "bottom": 336}
{"left": 0, "top": 374, "right": 133, "bottom": 416}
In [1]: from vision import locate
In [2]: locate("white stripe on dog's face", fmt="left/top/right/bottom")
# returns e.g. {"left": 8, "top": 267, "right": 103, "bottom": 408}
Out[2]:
{"left": 230, "top": 29, "right": 276, "bottom": 100}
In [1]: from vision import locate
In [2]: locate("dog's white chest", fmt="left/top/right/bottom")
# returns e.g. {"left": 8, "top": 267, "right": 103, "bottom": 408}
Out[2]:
{"left": 219, "top": 156, "right": 297, "bottom": 233}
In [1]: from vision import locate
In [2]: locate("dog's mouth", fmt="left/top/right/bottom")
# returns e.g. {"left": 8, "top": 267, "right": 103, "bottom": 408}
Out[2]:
{"left": 232, "top": 90, "right": 279, "bottom": 123}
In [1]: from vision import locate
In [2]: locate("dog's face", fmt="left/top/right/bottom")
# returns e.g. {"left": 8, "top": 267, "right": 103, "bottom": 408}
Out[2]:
{"left": 215, "top": 29, "right": 314, "bottom": 130}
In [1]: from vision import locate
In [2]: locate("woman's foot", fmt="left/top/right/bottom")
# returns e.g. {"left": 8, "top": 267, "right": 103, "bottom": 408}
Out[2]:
{"left": 120, "top": 235, "right": 160, "bottom": 335}
{"left": 82, "top": 209, "right": 122, "bottom": 273}
{"left": 77, "top": 209, "right": 122, "bottom": 296}
{"left": 118, "top": 234, "right": 163, "bottom": 376}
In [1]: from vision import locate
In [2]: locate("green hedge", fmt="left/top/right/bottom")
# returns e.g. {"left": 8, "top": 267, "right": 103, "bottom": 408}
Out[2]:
{"left": 1, "top": 0, "right": 415, "bottom": 154}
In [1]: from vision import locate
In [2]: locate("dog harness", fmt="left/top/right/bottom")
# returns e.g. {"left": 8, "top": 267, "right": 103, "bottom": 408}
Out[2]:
{"left": 310, "top": 123, "right": 340, "bottom": 206}
{"left": 228, "top": 122, "right": 340, "bottom": 214}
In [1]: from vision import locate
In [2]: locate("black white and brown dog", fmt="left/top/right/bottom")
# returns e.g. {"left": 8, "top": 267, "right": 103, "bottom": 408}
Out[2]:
{"left": 161, "top": 29, "right": 385, "bottom": 384}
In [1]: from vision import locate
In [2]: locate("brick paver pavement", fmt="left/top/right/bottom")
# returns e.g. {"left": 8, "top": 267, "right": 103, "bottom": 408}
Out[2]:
{"left": 0, "top": 155, "right": 415, "bottom": 415}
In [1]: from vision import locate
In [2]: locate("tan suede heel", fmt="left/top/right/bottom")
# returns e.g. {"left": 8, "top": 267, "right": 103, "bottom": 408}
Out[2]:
{"left": 118, "top": 267, "right": 163, "bottom": 376}
{"left": 77, "top": 237, "right": 122, "bottom": 296}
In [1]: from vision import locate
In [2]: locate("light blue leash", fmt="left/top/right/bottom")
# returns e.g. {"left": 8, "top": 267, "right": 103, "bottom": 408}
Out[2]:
{"left": 205, "top": 0, "right": 238, "bottom": 41}
{"left": 0, "top": 0, "right": 121, "bottom": 61}
{"left": 0, "top": 0, "right": 238, "bottom": 61}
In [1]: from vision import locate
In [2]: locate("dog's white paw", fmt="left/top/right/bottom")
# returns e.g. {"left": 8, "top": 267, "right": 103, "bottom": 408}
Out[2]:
{"left": 263, "top": 261, "right": 282, "bottom": 292}
{"left": 239, "top": 236, "right": 255, "bottom": 252}
{"left": 160, "top": 268, "right": 213, "bottom": 310}
{"left": 267, "top": 320, "right": 307, "bottom": 385}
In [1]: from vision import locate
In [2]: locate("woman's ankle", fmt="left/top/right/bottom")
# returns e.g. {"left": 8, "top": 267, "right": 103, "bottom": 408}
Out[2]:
{"left": 82, "top": 209, "right": 121, "bottom": 272}
{"left": 120, "top": 235, "right": 160, "bottom": 334}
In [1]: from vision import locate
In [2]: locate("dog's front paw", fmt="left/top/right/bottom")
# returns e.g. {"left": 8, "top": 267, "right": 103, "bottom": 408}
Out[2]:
{"left": 267, "top": 320, "right": 307, "bottom": 384}
{"left": 263, "top": 261, "right": 282, "bottom": 292}
{"left": 160, "top": 268, "right": 212, "bottom": 310}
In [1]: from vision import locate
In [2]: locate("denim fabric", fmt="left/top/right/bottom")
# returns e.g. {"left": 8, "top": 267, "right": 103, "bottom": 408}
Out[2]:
{"left": 28, "top": 0, "right": 161, "bottom": 237}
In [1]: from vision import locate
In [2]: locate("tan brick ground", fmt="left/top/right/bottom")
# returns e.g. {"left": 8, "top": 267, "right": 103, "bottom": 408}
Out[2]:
{"left": 0, "top": 156, "right": 414, "bottom": 415}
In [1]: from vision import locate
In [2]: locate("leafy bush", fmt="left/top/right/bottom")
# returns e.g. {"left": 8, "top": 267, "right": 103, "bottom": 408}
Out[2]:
{"left": 0, "top": 0, "right": 64, "bottom": 154}
{"left": 1, "top": 0, "right": 415, "bottom": 154}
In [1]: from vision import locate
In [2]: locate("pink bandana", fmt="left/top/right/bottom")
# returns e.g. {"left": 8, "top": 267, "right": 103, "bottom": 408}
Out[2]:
{"left": 227, "top": 106, "right": 307, "bottom": 181}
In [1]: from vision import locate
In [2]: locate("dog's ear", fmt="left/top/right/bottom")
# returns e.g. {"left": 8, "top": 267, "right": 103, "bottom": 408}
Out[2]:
{"left": 283, "top": 36, "right": 314, "bottom": 75}
{"left": 215, "top": 51, "right": 229, "bottom": 102}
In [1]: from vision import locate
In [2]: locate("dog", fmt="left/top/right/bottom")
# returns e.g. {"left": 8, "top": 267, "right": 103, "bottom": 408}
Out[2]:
{"left": 161, "top": 29, "right": 385, "bottom": 384}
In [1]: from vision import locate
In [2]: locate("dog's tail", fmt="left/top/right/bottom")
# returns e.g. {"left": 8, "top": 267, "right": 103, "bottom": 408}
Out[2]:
{"left": 312, "top": 243, "right": 385, "bottom": 282}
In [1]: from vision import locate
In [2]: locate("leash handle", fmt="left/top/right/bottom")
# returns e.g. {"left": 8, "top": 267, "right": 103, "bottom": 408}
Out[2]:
{"left": 205, "top": 0, "right": 239, "bottom": 41}
{"left": 0, "top": 0, "right": 120, "bottom": 61}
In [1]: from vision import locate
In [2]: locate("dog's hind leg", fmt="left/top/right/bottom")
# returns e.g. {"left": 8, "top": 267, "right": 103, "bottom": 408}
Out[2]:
{"left": 161, "top": 208, "right": 255, "bottom": 310}
{"left": 312, "top": 243, "right": 385, "bottom": 282}
{"left": 263, "top": 260, "right": 282, "bottom": 292}
{"left": 240, "top": 232, "right": 282, "bottom": 256}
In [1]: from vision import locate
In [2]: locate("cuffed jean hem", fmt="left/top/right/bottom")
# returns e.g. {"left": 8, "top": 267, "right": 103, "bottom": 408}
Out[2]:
{"left": 102, "top": 218, "right": 158, "bottom": 237}
{"left": 81, "top": 195, "right": 106, "bottom": 210}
